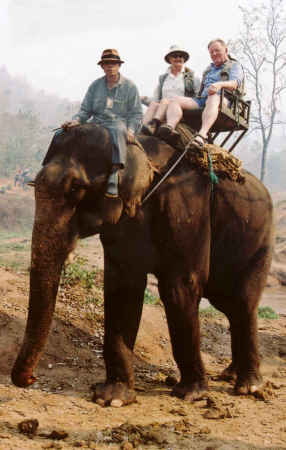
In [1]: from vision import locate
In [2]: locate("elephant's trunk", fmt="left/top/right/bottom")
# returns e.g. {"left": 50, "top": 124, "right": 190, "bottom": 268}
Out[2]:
{"left": 12, "top": 194, "right": 76, "bottom": 387}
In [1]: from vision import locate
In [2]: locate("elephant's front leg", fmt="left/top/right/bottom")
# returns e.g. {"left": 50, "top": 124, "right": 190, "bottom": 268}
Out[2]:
{"left": 92, "top": 260, "right": 146, "bottom": 407}
{"left": 158, "top": 272, "right": 208, "bottom": 401}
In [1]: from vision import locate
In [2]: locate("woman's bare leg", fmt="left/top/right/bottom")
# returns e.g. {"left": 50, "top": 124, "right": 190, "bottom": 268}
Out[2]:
{"left": 166, "top": 97, "right": 200, "bottom": 129}
{"left": 143, "top": 101, "right": 159, "bottom": 125}
{"left": 154, "top": 98, "right": 169, "bottom": 122}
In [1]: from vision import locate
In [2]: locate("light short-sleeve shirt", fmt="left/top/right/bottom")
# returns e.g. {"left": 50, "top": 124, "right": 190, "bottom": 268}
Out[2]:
{"left": 161, "top": 71, "right": 185, "bottom": 99}
{"left": 152, "top": 69, "right": 185, "bottom": 101}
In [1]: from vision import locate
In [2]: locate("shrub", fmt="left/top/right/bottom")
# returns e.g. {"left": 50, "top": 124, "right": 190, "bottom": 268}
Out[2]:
{"left": 258, "top": 306, "right": 279, "bottom": 319}
{"left": 61, "top": 256, "right": 96, "bottom": 290}
{"left": 144, "top": 288, "right": 160, "bottom": 305}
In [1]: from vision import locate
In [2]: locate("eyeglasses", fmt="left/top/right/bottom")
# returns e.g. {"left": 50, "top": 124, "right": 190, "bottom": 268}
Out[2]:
{"left": 101, "top": 61, "right": 120, "bottom": 66}
{"left": 170, "top": 53, "right": 185, "bottom": 59}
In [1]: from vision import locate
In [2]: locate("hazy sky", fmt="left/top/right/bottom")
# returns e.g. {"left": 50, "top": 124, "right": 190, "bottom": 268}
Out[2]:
{"left": 1, "top": 0, "right": 247, "bottom": 101}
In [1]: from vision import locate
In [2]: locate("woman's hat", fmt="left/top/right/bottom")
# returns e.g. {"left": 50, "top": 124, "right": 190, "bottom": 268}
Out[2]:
{"left": 98, "top": 49, "right": 125, "bottom": 65}
{"left": 165, "top": 45, "right": 189, "bottom": 63}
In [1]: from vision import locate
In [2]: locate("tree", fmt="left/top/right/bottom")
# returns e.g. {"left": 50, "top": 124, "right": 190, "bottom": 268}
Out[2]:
{"left": 0, "top": 110, "right": 50, "bottom": 178}
{"left": 230, "top": 0, "right": 286, "bottom": 182}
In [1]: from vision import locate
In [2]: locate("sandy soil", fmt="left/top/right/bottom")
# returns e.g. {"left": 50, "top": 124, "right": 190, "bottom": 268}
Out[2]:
{"left": 0, "top": 186, "right": 286, "bottom": 449}
{"left": 0, "top": 235, "right": 286, "bottom": 450}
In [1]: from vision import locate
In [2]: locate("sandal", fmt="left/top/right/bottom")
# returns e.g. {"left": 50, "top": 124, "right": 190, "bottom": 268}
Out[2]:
{"left": 190, "top": 134, "right": 207, "bottom": 149}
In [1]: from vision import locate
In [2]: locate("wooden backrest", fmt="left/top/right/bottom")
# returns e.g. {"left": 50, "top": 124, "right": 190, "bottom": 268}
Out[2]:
{"left": 182, "top": 89, "right": 251, "bottom": 133}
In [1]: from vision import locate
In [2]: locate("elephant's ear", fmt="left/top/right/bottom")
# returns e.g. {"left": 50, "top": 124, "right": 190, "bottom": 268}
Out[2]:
{"left": 119, "top": 143, "right": 155, "bottom": 218}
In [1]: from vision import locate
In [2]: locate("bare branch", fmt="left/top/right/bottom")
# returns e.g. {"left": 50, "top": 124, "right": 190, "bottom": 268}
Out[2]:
{"left": 232, "top": 0, "right": 286, "bottom": 181}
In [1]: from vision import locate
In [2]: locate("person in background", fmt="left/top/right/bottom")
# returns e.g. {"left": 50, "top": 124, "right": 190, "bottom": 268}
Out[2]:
{"left": 62, "top": 49, "right": 142, "bottom": 198}
{"left": 158, "top": 38, "right": 244, "bottom": 147}
{"left": 141, "top": 45, "right": 199, "bottom": 139}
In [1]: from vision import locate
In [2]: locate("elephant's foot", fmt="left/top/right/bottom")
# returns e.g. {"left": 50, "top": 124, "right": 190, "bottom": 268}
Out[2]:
{"left": 172, "top": 378, "right": 208, "bottom": 402}
{"left": 11, "top": 367, "right": 37, "bottom": 388}
{"left": 219, "top": 363, "right": 237, "bottom": 382}
{"left": 91, "top": 382, "right": 136, "bottom": 407}
{"left": 235, "top": 372, "right": 263, "bottom": 395}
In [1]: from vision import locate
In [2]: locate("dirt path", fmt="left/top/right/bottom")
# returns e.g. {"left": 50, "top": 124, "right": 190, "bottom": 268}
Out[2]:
{"left": 0, "top": 259, "right": 286, "bottom": 449}
{"left": 0, "top": 192, "right": 286, "bottom": 449}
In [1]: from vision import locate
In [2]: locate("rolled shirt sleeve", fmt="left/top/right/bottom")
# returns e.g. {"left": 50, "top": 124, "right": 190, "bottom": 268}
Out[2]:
{"left": 228, "top": 62, "right": 244, "bottom": 89}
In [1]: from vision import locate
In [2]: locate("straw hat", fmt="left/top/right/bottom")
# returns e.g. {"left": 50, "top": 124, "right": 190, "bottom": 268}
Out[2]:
{"left": 97, "top": 49, "right": 124, "bottom": 65}
{"left": 165, "top": 45, "right": 189, "bottom": 63}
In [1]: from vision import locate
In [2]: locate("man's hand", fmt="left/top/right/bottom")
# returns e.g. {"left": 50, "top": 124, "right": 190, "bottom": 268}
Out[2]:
{"left": 127, "top": 130, "right": 136, "bottom": 144}
{"left": 61, "top": 119, "right": 80, "bottom": 130}
{"left": 208, "top": 82, "right": 222, "bottom": 95}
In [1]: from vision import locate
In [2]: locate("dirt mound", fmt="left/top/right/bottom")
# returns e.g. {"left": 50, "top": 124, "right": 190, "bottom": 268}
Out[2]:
{"left": 0, "top": 266, "right": 286, "bottom": 449}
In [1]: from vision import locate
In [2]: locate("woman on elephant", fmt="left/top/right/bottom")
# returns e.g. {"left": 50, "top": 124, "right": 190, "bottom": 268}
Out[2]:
{"left": 158, "top": 39, "right": 244, "bottom": 148}
{"left": 141, "top": 45, "right": 200, "bottom": 139}
{"left": 61, "top": 49, "right": 143, "bottom": 198}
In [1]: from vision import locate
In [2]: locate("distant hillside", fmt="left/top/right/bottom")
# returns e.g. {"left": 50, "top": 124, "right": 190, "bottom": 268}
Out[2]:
{"left": 0, "top": 65, "right": 79, "bottom": 126}
{"left": 0, "top": 66, "right": 80, "bottom": 179}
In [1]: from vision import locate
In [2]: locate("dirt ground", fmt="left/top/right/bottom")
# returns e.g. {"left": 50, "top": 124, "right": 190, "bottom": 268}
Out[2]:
{"left": 0, "top": 236, "right": 285, "bottom": 450}
{"left": 0, "top": 187, "right": 286, "bottom": 449}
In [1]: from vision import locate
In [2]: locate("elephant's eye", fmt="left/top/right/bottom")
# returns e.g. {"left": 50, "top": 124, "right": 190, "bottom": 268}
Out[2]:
{"left": 70, "top": 181, "right": 86, "bottom": 192}
{"left": 65, "top": 181, "right": 87, "bottom": 205}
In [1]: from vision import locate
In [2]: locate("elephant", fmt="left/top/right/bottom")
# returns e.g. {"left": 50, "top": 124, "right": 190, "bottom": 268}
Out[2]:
{"left": 11, "top": 123, "right": 273, "bottom": 406}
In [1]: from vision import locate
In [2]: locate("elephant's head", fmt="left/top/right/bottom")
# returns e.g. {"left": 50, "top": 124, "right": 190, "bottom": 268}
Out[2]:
{"left": 11, "top": 124, "right": 155, "bottom": 387}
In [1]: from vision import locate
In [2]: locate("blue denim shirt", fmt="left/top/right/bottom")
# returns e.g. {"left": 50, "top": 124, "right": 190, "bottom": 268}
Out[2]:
{"left": 73, "top": 74, "right": 143, "bottom": 133}
{"left": 200, "top": 61, "right": 244, "bottom": 99}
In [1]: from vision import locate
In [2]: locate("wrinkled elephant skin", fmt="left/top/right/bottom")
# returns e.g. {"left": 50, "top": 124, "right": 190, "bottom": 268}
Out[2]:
{"left": 12, "top": 124, "right": 273, "bottom": 407}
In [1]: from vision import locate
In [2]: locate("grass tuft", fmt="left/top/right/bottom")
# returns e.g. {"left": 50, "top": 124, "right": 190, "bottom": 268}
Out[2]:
{"left": 258, "top": 306, "right": 279, "bottom": 319}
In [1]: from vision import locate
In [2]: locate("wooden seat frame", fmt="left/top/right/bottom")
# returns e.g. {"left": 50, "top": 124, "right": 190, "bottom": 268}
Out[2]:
{"left": 182, "top": 89, "right": 251, "bottom": 152}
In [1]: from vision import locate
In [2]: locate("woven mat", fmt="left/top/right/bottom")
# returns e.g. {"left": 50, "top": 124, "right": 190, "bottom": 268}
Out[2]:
{"left": 176, "top": 123, "right": 245, "bottom": 183}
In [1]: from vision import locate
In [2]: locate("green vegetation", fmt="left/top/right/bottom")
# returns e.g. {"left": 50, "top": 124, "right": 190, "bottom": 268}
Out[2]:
{"left": 0, "top": 241, "right": 28, "bottom": 253}
{"left": 257, "top": 306, "right": 279, "bottom": 319}
{"left": 85, "top": 295, "right": 103, "bottom": 306}
{"left": 61, "top": 256, "right": 97, "bottom": 290}
{"left": 144, "top": 288, "right": 160, "bottom": 305}
{"left": 0, "top": 230, "right": 31, "bottom": 270}
{"left": 199, "top": 305, "right": 222, "bottom": 316}
{"left": 0, "top": 230, "right": 29, "bottom": 240}
{"left": 199, "top": 304, "right": 279, "bottom": 320}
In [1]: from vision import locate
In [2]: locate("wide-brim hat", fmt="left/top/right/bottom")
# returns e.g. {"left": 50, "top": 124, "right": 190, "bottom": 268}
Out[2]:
{"left": 97, "top": 48, "right": 125, "bottom": 65}
{"left": 165, "top": 45, "right": 189, "bottom": 63}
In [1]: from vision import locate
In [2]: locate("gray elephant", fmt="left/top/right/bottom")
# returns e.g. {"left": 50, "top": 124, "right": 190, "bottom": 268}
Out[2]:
{"left": 12, "top": 123, "right": 273, "bottom": 406}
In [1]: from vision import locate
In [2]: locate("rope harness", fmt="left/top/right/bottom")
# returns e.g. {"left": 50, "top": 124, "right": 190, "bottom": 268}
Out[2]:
{"left": 142, "top": 134, "right": 220, "bottom": 205}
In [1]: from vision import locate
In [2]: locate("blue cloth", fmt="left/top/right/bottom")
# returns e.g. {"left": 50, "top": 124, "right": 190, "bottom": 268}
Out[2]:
{"left": 197, "top": 61, "right": 244, "bottom": 103}
{"left": 193, "top": 97, "right": 207, "bottom": 108}
{"left": 73, "top": 74, "right": 143, "bottom": 134}
{"left": 72, "top": 74, "right": 142, "bottom": 168}
{"left": 105, "top": 121, "right": 128, "bottom": 167}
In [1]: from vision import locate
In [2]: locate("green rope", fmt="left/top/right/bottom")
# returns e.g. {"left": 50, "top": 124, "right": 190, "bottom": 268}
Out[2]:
{"left": 207, "top": 150, "right": 219, "bottom": 188}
